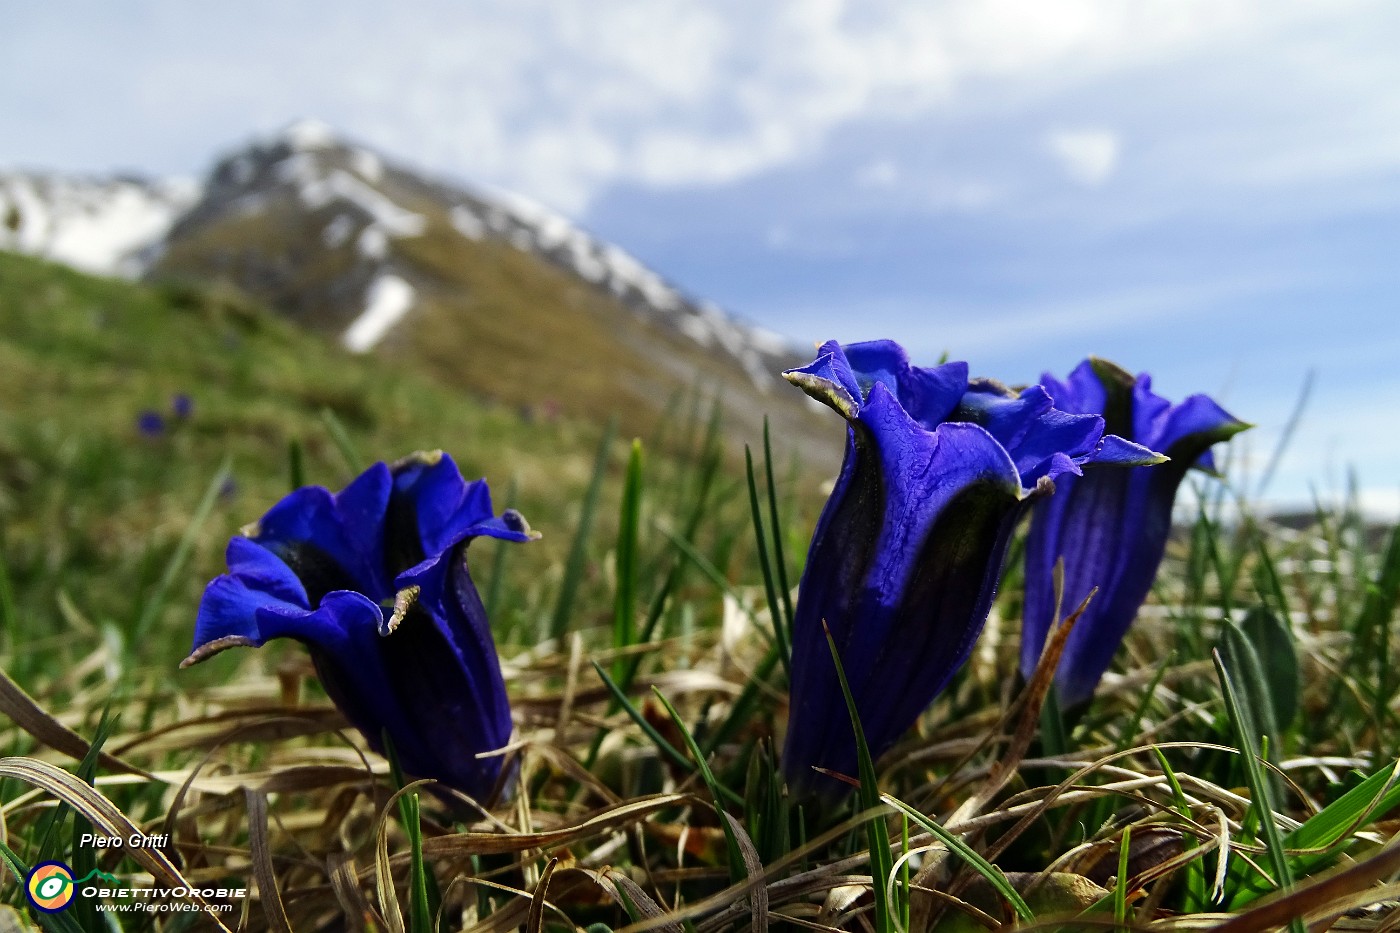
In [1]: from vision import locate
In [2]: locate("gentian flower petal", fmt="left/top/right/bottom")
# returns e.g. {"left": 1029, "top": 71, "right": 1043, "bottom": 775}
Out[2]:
{"left": 842, "top": 340, "right": 968, "bottom": 426}
{"left": 1021, "top": 359, "right": 1249, "bottom": 709}
{"left": 185, "top": 454, "right": 534, "bottom": 802}
{"left": 780, "top": 341, "right": 1160, "bottom": 800}
{"left": 255, "top": 463, "right": 394, "bottom": 603}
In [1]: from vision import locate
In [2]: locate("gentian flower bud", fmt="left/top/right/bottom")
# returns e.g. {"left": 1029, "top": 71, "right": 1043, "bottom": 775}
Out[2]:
{"left": 781, "top": 341, "right": 1163, "bottom": 799}
{"left": 184, "top": 451, "right": 536, "bottom": 802}
{"left": 1021, "top": 358, "right": 1249, "bottom": 710}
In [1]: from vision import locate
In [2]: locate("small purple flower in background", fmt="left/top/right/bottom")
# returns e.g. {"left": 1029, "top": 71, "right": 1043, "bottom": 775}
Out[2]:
{"left": 781, "top": 341, "right": 1163, "bottom": 798}
{"left": 1020, "top": 359, "right": 1250, "bottom": 710}
{"left": 184, "top": 452, "right": 537, "bottom": 802}
{"left": 172, "top": 393, "right": 194, "bottom": 420}
{"left": 136, "top": 409, "right": 165, "bottom": 437}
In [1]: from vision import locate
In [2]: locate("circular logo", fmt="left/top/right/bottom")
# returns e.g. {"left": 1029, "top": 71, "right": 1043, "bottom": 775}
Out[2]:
{"left": 26, "top": 861, "right": 75, "bottom": 913}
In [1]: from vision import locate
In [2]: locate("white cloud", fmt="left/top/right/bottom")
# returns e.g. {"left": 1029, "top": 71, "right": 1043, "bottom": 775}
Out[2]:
{"left": 855, "top": 158, "right": 899, "bottom": 189}
{"left": 4, "top": 0, "right": 1397, "bottom": 216}
{"left": 1046, "top": 128, "right": 1120, "bottom": 186}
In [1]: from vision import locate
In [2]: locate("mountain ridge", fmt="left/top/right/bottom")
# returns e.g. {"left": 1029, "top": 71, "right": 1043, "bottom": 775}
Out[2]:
{"left": 1, "top": 121, "right": 835, "bottom": 467}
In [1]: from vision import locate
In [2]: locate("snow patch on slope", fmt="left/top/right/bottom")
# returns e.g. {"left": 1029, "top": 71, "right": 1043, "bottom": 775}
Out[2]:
{"left": 450, "top": 188, "right": 793, "bottom": 388}
{"left": 343, "top": 275, "right": 416, "bottom": 352}
{"left": 0, "top": 174, "right": 199, "bottom": 276}
{"left": 300, "top": 171, "right": 426, "bottom": 238}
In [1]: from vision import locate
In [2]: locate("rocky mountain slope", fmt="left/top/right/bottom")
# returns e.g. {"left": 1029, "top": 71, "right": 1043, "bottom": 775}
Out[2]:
{"left": 1, "top": 122, "right": 833, "bottom": 465}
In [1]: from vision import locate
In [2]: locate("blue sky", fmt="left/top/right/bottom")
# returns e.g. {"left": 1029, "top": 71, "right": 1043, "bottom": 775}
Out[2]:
{"left": 4, "top": 1, "right": 1398, "bottom": 510}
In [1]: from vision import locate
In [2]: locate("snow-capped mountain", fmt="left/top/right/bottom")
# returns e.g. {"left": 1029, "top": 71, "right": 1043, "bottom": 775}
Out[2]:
{"left": 164, "top": 121, "right": 795, "bottom": 390}
{"left": 1, "top": 122, "right": 831, "bottom": 459}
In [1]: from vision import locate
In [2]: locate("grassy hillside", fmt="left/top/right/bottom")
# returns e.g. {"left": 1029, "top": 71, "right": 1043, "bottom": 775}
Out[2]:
{"left": 149, "top": 143, "right": 840, "bottom": 470}
{"left": 0, "top": 252, "right": 803, "bottom": 680}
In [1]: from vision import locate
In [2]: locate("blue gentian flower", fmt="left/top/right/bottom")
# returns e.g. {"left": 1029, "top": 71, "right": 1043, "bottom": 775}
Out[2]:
{"left": 781, "top": 340, "right": 1163, "bottom": 798}
{"left": 1021, "top": 359, "right": 1249, "bottom": 710}
{"left": 137, "top": 409, "right": 165, "bottom": 437}
{"left": 183, "top": 452, "right": 536, "bottom": 801}
{"left": 172, "top": 393, "right": 194, "bottom": 419}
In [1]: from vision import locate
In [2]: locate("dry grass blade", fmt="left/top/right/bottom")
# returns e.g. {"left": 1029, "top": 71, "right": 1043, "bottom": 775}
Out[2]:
{"left": 0, "top": 668, "right": 149, "bottom": 775}
{"left": 722, "top": 811, "right": 769, "bottom": 933}
{"left": 328, "top": 851, "right": 376, "bottom": 933}
{"left": 609, "top": 869, "right": 686, "bottom": 933}
{"left": 0, "top": 756, "right": 232, "bottom": 931}
{"left": 421, "top": 792, "right": 689, "bottom": 856}
{"left": 160, "top": 762, "right": 387, "bottom": 796}
{"left": 110, "top": 707, "right": 346, "bottom": 756}
{"left": 979, "top": 588, "right": 1095, "bottom": 845}
{"left": 909, "top": 883, "right": 1004, "bottom": 930}
{"left": 526, "top": 856, "right": 559, "bottom": 933}
{"left": 460, "top": 882, "right": 534, "bottom": 933}
{"left": 245, "top": 789, "right": 293, "bottom": 933}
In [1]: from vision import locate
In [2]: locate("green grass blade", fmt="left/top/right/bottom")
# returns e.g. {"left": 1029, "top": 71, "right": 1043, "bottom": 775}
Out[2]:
{"left": 762, "top": 419, "right": 795, "bottom": 637}
{"left": 287, "top": 437, "right": 306, "bottom": 490}
{"left": 0, "top": 541, "right": 15, "bottom": 654}
{"left": 822, "top": 623, "right": 893, "bottom": 932}
{"left": 879, "top": 793, "right": 1034, "bottom": 923}
{"left": 619, "top": 425, "right": 722, "bottom": 692}
{"left": 1214, "top": 649, "right": 1301, "bottom": 932}
{"left": 745, "top": 445, "right": 791, "bottom": 682}
{"left": 1253, "top": 370, "right": 1312, "bottom": 500}
{"left": 611, "top": 440, "right": 644, "bottom": 683}
{"left": 1154, "top": 746, "right": 1209, "bottom": 911}
{"left": 381, "top": 732, "right": 435, "bottom": 933}
{"left": 69, "top": 707, "right": 115, "bottom": 933}
{"left": 651, "top": 687, "right": 747, "bottom": 884}
{"left": 1249, "top": 521, "right": 1291, "bottom": 624}
{"left": 1114, "top": 825, "right": 1132, "bottom": 931}
{"left": 1226, "top": 758, "right": 1400, "bottom": 908}
{"left": 549, "top": 417, "right": 615, "bottom": 641}
{"left": 1219, "top": 618, "right": 1284, "bottom": 797}
{"left": 590, "top": 661, "right": 743, "bottom": 807}
{"left": 319, "top": 407, "right": 365, "bottom": 474}
{"left": 1353, "top": 520, "right": 1400, "bottom": 755}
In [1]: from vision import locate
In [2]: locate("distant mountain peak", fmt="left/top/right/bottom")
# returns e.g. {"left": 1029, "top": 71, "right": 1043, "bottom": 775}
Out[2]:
{"left": 279, "top": 118, "right": 342, "bottom": 153}
{"left": 0, "top": 125, "right": 833, "bottom": 464}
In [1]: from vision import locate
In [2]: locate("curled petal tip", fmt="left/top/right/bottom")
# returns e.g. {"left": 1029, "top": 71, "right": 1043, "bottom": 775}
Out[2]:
{"left": 783, "top": 367, "right": 859, "bottom": 419}
{"left": 181, "top": 635, "right": 257, "bottom": 668}
{"left": 1087, "top": 356, "right": 1136, "bottom": 388}
{"left": 393, "top": 449, "right": 446, "bottom": 470}
{"left": 501, "top": 508, "right": 539, "bottom": 539}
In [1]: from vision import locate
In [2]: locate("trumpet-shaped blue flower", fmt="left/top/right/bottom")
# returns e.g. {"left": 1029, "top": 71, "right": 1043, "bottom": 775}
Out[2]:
{"left": 781, "top": 341, "right": 1163, "bottom": 798}
{"left": 1021, "top": 359, "right": 1249, "bottom": 710}
{"left": 183, "top": 452, "right": 536, "bottom": 801}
